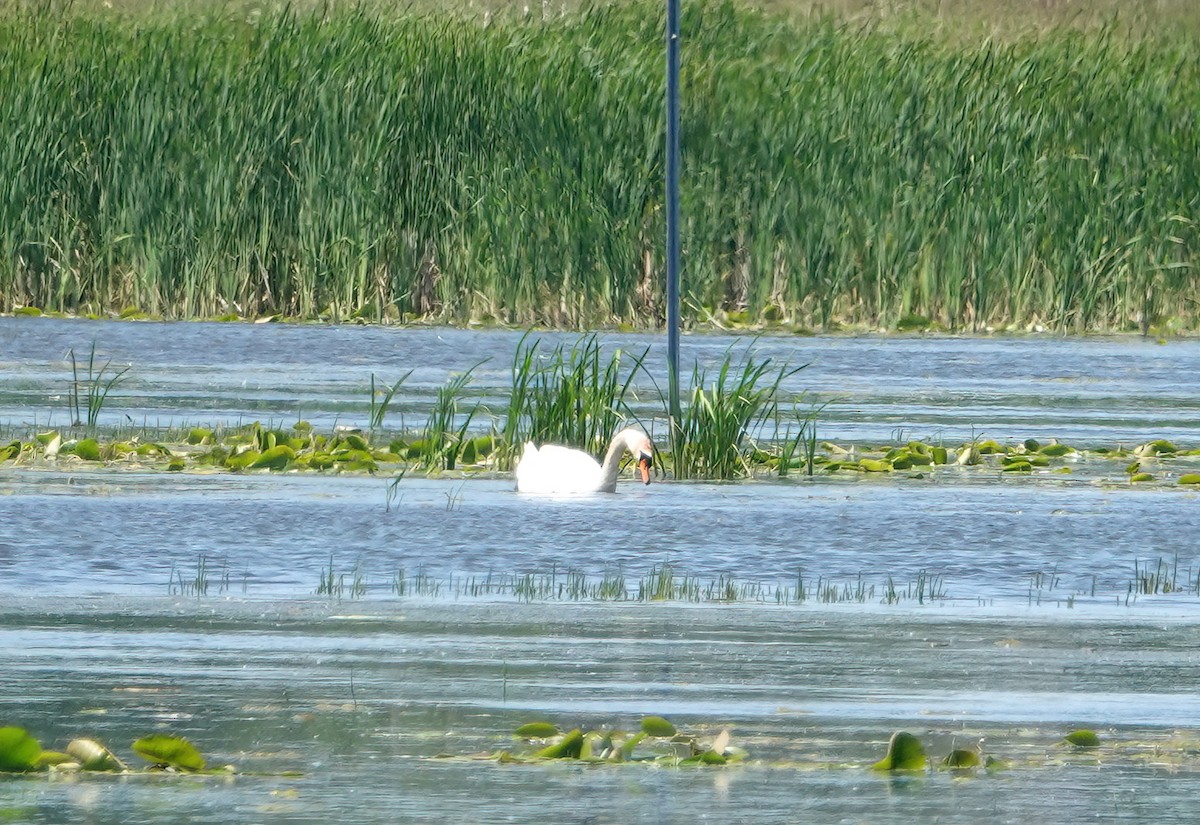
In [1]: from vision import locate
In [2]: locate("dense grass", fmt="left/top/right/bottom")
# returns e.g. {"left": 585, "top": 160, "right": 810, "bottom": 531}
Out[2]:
{"left": 1, "top": 1, "right": 1197, "bottom": 331}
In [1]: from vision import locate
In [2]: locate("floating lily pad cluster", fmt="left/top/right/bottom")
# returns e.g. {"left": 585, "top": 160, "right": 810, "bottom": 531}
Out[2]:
{"left": 0, "top": 727, "right": 218, "bottom": 775}
{"left": 871, "top": 728, "right": 1102, "bottom": 773}
{"left": 816, "top": 437, "right": 1200, "bottom": 484}
{"left": 471, "top": 723, "right": 1112, "bottom": 773}
{"left": 488, "top": 717, "right": 745, "bottom": 766}
{"left": 3, "top": 424, "right": 1199, "bottom": 486}
{"left": 0, "top": 422, "right": 497, "bottom": 476}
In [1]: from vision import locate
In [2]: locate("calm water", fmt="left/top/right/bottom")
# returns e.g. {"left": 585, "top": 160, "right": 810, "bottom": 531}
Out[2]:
{"left": 3, "top": 319, "right": 1200, "bottom": 822}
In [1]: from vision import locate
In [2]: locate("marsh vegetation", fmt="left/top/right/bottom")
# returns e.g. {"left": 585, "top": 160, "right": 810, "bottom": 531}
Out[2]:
{"left": 1, "top": 0, "right": 1197, "bottom": 332}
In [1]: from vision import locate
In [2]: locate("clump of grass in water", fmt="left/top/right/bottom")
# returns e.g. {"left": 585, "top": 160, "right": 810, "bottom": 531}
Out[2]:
{"left": 317, "top": 555, "right": 367, "bottom": 599}
{"left": 68, "top": 343, "right": 130, "bottom": 434}
{"left": 369, "top": 371, "right": 411, "bottom": 433}
{"left": 418, "top": 364, "right": 484, "bottom": 472}
{"left": 498, "top": 334, "right": 649, "bottom": 470}
{"left": 668, "top": 348, "right": 803, "bottom": 480}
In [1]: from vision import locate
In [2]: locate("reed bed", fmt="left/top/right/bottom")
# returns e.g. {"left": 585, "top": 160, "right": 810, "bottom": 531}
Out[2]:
{"left": 1, "top": 2, "right": 1197, "bottom": 331}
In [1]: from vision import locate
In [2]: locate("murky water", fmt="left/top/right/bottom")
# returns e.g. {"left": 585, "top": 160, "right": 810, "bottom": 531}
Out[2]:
{"left": 3, "top": 319, "right": 1200, "bottom": 821}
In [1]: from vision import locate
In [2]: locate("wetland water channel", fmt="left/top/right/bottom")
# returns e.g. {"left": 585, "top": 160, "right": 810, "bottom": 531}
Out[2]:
{"left": 2, "top": 318, "right": 1200, "bottom": 822}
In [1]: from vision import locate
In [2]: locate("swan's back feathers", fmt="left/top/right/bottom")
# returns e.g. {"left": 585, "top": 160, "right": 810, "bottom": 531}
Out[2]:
{"left": 515, "top": 429, "right": 654, "bottom": 494}
{"left": 515, "top": 442, "right": 604, "bottom": 494}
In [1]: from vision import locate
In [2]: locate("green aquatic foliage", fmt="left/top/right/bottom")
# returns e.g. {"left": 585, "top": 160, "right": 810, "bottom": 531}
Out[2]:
{"left": 251, "top": 445, "right": 296, "bottom": 470}
{"left": 1180, "top": 473, "right": 1200, "bottom": 485}
{"left": 132, "top": 734, "right": 206, "bottom": 771}
{"left": 671, "top": 350, "right": 802, "bottom": 480}
{"left": 0, "top": 727, "right": 42, "bottom": 772}
{"left": 872, "top": 731, "right": 927, "bottom": 771}
{"left": 499, "top": 334, "right": 647, "bottom": 470}
{"left": 1064, "top": 730, "right": 1101, "bottom": 748}
{"left": 640, "top": 716, "right": 677, "bottom": 737}
{"left": 514, "top": 722, "right": 559, "bottom": 739}
{"left": 369, "top": 371, "right": 412, "bottom": 432}
{"left": 3, "top": 3, "right": 1200, "bottom": 331}
{"left": 533, "top": 729, "right": 583, "bottom": 759}
{"left": 67, "top": 343, "right": 130, "bottom": 432}
{"left": 71, "top": 438, "right": 102, "bottom": 461}
{"left": 500, "top": 718, "right": 740, "bottom": 767}
{"left": 941, "top": 749, "right": 981, "bottom": 769}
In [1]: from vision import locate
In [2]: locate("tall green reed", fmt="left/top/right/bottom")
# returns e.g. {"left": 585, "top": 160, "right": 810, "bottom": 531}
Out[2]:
{"left": 68, "top": 342, "right": 130, "bottom": 432}
{"left": 498, "top": 334, "right": 648, "bottom": 468}
{"left": 419, "top": 363, "right": 484, "bottom": 471}
{"left": 2, "top": 2, "right": 1195, "bottom": 331}
{"left": 668, "top": 348, "right": 803, "bottom": 480}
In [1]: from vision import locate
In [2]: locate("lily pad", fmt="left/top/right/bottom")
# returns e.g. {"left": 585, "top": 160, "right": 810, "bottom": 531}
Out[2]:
{"left": 641, "top": 716, "right": 677, "bottom": 737}
{"left": 533, "top": 729, "right": 583, "bottom": 759}
{"left": 1179, "top": 474, "right": 1200, "bottom": 485}
{"left": 514, "top": 722, "right": 559, "bottom": 739}
{"left": 0, "top": 727, "right": 43, "bottom": 772}
{"left": 1039, "top": 443, "right": 1074, "bottom": 457}
{"left": 131, "top": 734, "right": 206, "bottom": 771}
{"left": 250, "top": 445, "right": 296, "bottom": 470}
{"left": 941, "top": 749, "right": 981, "bottom": 769}
{"left": 1064, "top": 729, "right": 1100, "bottom": 748}
{"left": 1130, "top": 472, "right": 1155, "bottom": 483}
{"left": 871, "top": 731, "right": 926, "bottom": 771}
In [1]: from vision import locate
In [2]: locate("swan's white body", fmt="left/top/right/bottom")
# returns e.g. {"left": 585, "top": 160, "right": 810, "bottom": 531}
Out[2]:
{"left": 515, "top": 428, "right": 654, "bottom": 494}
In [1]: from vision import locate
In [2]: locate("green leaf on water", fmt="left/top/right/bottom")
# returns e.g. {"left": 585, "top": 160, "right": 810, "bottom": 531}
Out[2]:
{"left": 514, "top": 722, "right": 559, "bottom": 739}
{"left": 0, "top": 727, "right": 43, "bottom": 772}
{"left": 1064, "top": 729, "right": 1100, "bottom": 748}
{"left": 941, "top": 749, "right": 981, "bottom": 768}
{"left": 1179, "top": 474, "right": 1200, "bottom": 485}
{"left": 35, "top": 751, "right": 73, "bottom": 767}
{"left": 251, "top": 445, "right": 296, "bottom": 470}
{"left": 641, "top": 716, "right": 677, "bottom": 737}
{"left": 73, "top": 438, "right": 102, "bottom": 461}
{"left": 871, "top": 731, "right": 926, "bottom": 771}
{"left": 858, "top": 458, "right": 891, "bottom": 473}
{"left": 131, "top": 734, "right": 206, "bottom": 771}
{"left": 187, "top": 428, "right": 213, "bottom": 445}
{"left": 1130, "top": 472, "right": 1155, "bottom": 483}
{"left": 533, "top": 729, "right": 583, "bottom": 759}
{"left": 1039, "top": 443, "right": 1073, "bottom": 457}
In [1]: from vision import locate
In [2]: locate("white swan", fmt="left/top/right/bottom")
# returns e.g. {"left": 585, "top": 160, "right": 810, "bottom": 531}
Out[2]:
{"left": 515, "top": 428, "right": 654, "bottom": 494}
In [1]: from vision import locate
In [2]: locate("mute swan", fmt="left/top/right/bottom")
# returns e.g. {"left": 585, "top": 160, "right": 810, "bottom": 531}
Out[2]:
{"left": 515, "top": 428, "right": 654, "bottom": 494}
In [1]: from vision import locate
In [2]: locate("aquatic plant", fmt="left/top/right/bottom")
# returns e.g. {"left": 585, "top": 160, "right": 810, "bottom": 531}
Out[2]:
{"left": 498, "top": 334, "right": 648, "bottom": 470}
{"left": 871, "top": 731, "right": 927, "bottom": 771}
{"left": 67, "top": 342, "right": 130, "bottom": 432}
{"left": 1064, "top": 729, "right": 1101, "bottom": 748}
{"left": 669, "top": 349, "right": 802, "bottom": 480}
{"left": 418, "top": 364, "right": 484, "bottom": 471}
{"left": 3, "top": 3, "right": 1197, "bottom": 331}
{"left": 493, "top": 716, "right": 742, "bottom": 766}
{"left": 0, "top": 728, "right": 215, "bottom": 774}
{"left": 369, "top": 371, "right": 412, "bottom": 432}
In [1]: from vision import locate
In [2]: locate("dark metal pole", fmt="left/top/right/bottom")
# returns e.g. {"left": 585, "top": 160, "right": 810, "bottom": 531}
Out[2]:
{"left": 665, "top": 0, "right": 682, "bottom": 425}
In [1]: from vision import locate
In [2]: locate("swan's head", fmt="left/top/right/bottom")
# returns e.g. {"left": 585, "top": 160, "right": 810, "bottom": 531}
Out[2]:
{"left": 621, "top": 429, "right": 654, "bottom": 485}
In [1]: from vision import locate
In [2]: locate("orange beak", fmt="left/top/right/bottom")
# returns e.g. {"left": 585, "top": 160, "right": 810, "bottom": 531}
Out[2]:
{"left": 638, "top": 456, "right": 652, "bottom": 484}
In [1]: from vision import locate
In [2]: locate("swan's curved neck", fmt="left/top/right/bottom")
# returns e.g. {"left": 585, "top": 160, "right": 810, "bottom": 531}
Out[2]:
{"left": 598, "top": 433, "right": 629, "bottom": 492}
